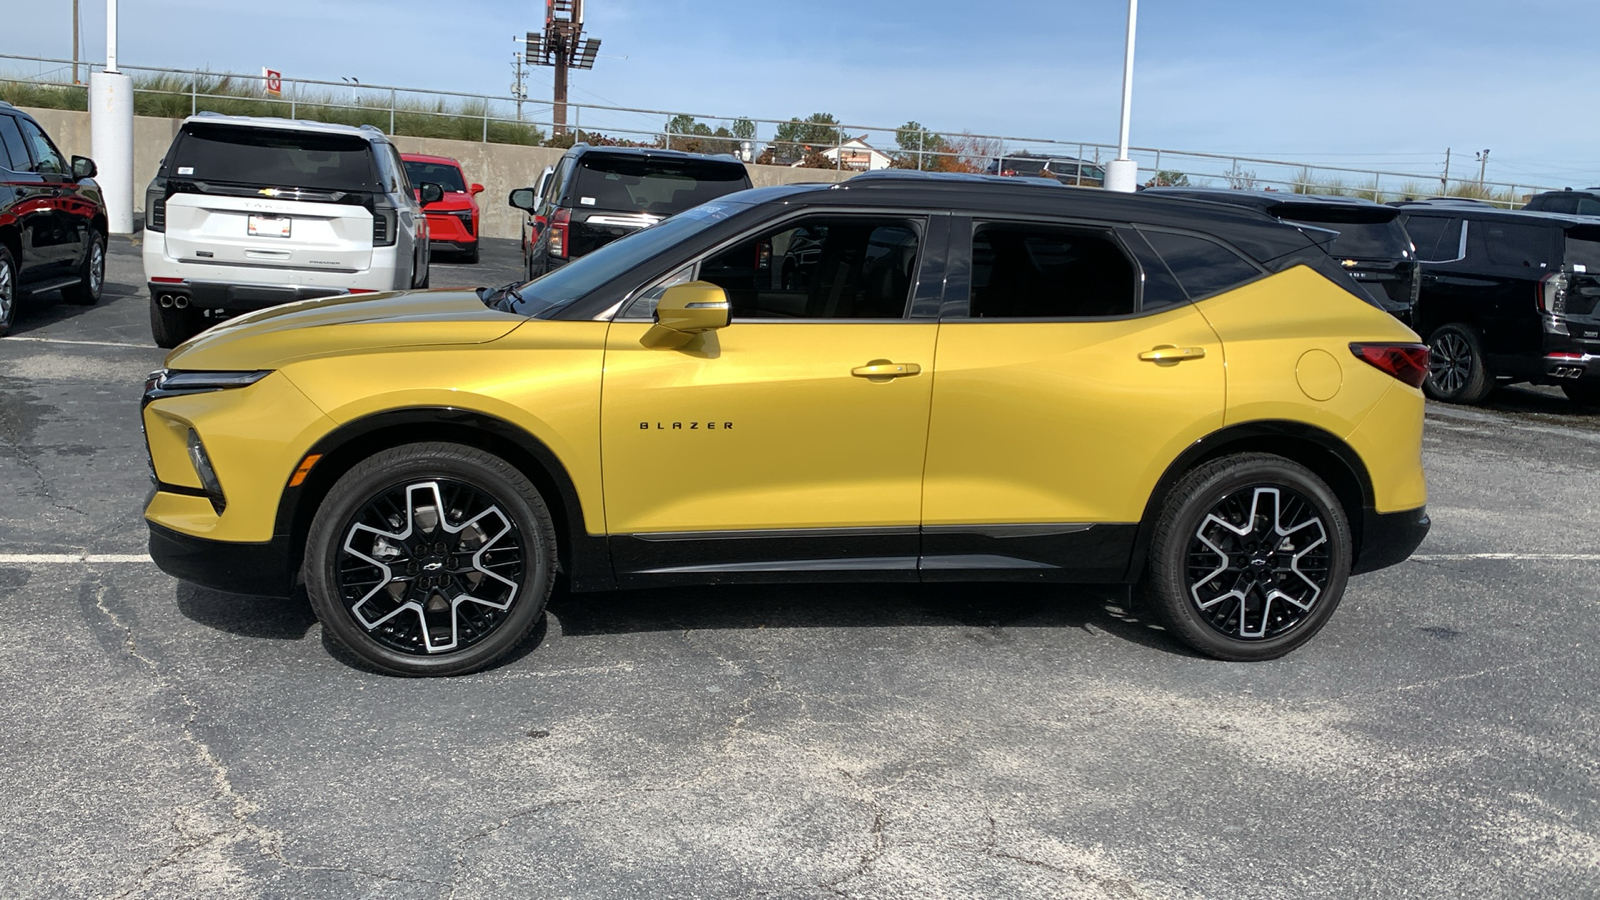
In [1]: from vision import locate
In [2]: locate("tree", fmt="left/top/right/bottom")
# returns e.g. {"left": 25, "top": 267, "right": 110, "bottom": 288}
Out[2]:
{"left": 730, "top": 117, "right": 756, "bottom": 141}
{"left": 1145, "top": 170, "right": 1190, "bottom": 187}
{"left": 773, "top": 112, "right": 842, "bottom": 156}
{"left": 892, "top": 120, "right": 952, "bottom": 170}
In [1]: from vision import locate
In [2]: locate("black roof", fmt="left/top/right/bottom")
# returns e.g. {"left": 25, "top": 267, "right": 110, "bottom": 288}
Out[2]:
{"left": 1390, "top": 199, "right": 1600, "bottom": 229}
{"left": 561, "top": 143, "right": 742, "bottom": 165}
{"left": 1143, "top": 187, "right": 1401, "bottom": 224}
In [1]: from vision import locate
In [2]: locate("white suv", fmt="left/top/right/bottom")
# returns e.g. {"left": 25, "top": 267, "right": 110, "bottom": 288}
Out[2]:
{"left": 142, "top": 115, "right": 439, "bottom": 347}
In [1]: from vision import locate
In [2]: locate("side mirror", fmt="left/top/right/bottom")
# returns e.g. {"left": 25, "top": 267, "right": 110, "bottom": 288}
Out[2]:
{"left": 641, "top": 281, "right": 730, "bottom": 349}
{"left": 71, "top": 156, "right": 97, "bottom": 180}
{"left": 508, "top": 188, "right": 537, "bottom": 211}
{"left": 418, "top": 182, "right": 445, "bottom": 205}
{"left": 470, "top": 183, "right": 485, "bottom": 196}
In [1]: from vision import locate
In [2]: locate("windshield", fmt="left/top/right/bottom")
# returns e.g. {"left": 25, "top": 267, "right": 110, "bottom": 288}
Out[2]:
{"left": 402, "top": 160, "right": 466, "bottom": 193}
{"left": 171, "top": 123, "right": 377, "bottom": 191}
{"left": 509, "top": 201, "right": 752, "bottom": 316}
{"left": 569, "top": 156, "right": 750, "bottom": 216}
{"left": 1285, "top": 216, "right": 1410, "bottom": 259}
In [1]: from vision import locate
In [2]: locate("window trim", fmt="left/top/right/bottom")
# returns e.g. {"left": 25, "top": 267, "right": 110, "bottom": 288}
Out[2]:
{"left": 939, "top": 216, "right": 1152, "bottom": 322}
{"left": 611, "top": 207, "right": 938, "bottom": 324}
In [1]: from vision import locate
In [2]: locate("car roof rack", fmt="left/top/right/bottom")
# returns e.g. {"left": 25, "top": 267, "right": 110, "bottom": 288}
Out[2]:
{"left": 836, "top": 170, "right": 1068, "bottom": 190}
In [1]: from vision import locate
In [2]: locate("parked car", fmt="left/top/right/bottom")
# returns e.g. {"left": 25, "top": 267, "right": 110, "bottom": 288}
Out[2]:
{"left": 508, "top": 144, "right": 752, "bottom": 280}
{"left": 142, "top": 170, "right": 1429, "bottom": 675}
{"left": 0, "top": 101, "right": 106, "bottom": 336}
{"left": 1144, "top": 188, "right": 1419, "bottom": 324}
{"left": 1393, "top": 200, "right": 1600, "bottom": 406}
{"left": 984, "top": 152, "right": 1106, "bottom": 187}
{"left": 401, "top": 153, "right": 483, "bottom": 262}
{"left": 142, "top": 115, "right": 442, "bottom": 348}
{"left": 1521, "top": 188, "right": 1600, "bottom": 217}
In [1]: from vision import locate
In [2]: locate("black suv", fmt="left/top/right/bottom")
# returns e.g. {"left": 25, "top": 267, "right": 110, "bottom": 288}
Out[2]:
{"left": 1145, "top": 189, "right": 1419, "bottom": 324}
{"left": 1522, "top": 188, "right": 1600, "bottom": 217}
{"left": 1395, "top": 200, "right": 1600, "bottom": 406}
{"left": 508, "top": 144, "right": 752, "bottom": 280}
{"left": 0, "top": 102, "right": 106, "bottom": 336}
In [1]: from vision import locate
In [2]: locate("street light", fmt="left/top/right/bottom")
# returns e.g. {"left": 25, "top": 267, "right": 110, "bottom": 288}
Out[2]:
{"left": 1104, "top": 0, "right": 1140, "bottom": 193}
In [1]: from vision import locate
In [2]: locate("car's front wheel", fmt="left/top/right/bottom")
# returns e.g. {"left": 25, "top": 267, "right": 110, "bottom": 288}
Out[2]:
{"left": 62, "top": 230, "right": 105, "bottom": 305}
{"left": 1425, "top": 323, "right": 1493, "bottom": 404}
{"left": 304, "top": 442, "right": 557, "bottom": 676}
{"left": 0, "top": 245, "right": 17, "bottom": 337}
{"left": 1140, "top": 453, "right": 1352, "bottom": 661}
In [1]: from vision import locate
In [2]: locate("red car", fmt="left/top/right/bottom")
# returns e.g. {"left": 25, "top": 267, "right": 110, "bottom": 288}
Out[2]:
{"left": 401, "top": 153, "right": 483, "bottom": 263}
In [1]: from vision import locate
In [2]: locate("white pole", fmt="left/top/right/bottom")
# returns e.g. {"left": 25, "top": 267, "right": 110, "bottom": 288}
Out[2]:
{"left": 1104, "top": 0, "right": 1140, "bottom": 192}
{"left": 91, "top": 0, "right": 135, "bottom": 233}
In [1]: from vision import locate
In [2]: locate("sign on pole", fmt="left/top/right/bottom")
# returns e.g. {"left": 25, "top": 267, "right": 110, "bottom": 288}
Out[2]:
{"left": 262, "top": 68, "right": 282, "bottom": 96}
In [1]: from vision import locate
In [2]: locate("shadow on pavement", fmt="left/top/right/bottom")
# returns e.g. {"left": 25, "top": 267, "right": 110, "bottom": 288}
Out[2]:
{"left": 175, "top": 581, "right": 318, "bottom": 641}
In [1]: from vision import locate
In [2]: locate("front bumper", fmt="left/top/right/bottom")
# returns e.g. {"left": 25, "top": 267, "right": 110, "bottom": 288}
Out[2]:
{"left": 148, "top": 520, "right": 294, "bottom": 597}
{"left": 1353, "top": 505, "right": 1430, "bottom": 575}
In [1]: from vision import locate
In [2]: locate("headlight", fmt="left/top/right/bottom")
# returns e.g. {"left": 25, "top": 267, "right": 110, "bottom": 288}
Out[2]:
{"left": 144, "top": 369, "right": 271, "bottom": 406}
{"left": 186, "top": 429, "right": 226, "bottom": 513}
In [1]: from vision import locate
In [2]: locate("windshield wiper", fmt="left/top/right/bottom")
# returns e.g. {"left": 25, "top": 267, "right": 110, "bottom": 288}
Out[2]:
{"left": 476, "top": 281, "right": 526, "bottom": 312}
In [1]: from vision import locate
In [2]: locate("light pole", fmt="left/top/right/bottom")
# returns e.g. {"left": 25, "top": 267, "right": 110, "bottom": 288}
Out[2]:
{"left": 90, "top": 0, "right": 135, "bottom": 234}
{"left": 1104, "top": 0, "right": 1140, "bottom": 192}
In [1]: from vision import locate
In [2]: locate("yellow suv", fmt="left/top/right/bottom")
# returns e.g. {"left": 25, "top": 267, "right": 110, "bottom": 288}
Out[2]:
{"left": 142, "top": 173, "right": 1430, "bottom": 675}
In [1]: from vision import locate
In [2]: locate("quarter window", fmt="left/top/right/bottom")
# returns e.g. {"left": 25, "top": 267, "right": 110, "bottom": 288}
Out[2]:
{"left": 1138, "top": 229, "right": 1263, "bottom": 300}
{"left": 696, "top": 217, "right": 920, "bottom": 319}
{"left": 967, "top": 224, "right": 1136, "bottom": 318}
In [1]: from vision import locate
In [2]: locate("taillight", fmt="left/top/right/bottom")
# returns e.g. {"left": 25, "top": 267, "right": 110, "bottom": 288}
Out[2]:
{"left": 373, "top": 206, "right": 398, "bottom": 247}
{"left": 1408, "top": 260, "right": 1421, "bottom": 307}
{"left": 145, "top": 179, "right": 167, "bottom": 233}
{"left": 1538, "top": 271, "right": 1568, "bottom": 316}
{"left": 550, "top": 208, "right": 570, "bottom": 259}
{"left": 1350, "top": 342, "right": 1429, "bottom": 389}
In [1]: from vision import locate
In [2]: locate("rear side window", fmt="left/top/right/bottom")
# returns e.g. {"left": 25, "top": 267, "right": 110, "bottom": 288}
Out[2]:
{"left": 968, "top": 224, "right": 1136, "bottom": 318}
{"left": 170, "top": 124, "right": 378, "bottom": 191}
{"left": 403, "top": 160, "right": 465, "bottom": 192}
{"left": 0, "top": 116, "right": 24, "bottom": 170}
{"left": 1138, "top": 229, "right": 1264, "bottom": 300}
{"left": 1475, "top": 221, "right": 1556, "bottom": 267}
{"left": 569, "top": 156, "right": 749, "bottom": 216}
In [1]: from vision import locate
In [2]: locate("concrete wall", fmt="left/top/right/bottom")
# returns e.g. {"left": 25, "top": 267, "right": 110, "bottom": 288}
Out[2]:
{"left": 20, "top": 107, "right": 858, "bottom": 240}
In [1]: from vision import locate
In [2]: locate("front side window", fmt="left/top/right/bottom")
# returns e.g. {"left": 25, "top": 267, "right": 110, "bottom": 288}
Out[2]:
{"left": 16, "top": 119, "right": 65, "bottom": 176}
{"left": 694, "top": 217, "right": 921, "bottom": 319}
{"left": 968, "top": 224, "right": 1137, "bottom": 318}
{"left": 1137, "top": 229, "right": 1263, "bottom": 301}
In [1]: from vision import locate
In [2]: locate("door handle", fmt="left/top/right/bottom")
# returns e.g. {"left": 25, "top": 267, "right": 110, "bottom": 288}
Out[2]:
{"left": 851, "top": 361, "right": 922, "bottom": 380}
{"left": 1139, "top": 345, "right": 1207, "bottom": 363}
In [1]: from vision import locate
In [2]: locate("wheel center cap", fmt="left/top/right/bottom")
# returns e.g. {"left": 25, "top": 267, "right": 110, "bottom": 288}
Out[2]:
{"left": 422, "top": 559, "right": 444, "bottom": 572}
{"left": 1250, "top": 557, "right": 1269, "bottom": 568}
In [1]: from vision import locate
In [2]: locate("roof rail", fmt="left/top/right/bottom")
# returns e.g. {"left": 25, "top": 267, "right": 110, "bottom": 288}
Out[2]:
{"left": 837, "top": 170, "right": 1068, "bottom": 190}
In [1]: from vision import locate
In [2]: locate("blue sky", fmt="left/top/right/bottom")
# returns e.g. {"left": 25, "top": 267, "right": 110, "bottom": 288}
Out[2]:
{"left": 6, "top": 0, "right": 1597, "bottom": 188}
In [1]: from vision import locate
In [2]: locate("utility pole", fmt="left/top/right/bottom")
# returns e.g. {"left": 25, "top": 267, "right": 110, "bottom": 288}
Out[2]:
{"left": 509, "top": 44, "right": 528, "bottom": 121}
{"left": 1442, "top": 148, "right": 1450, "bottom": 194}
{"left": 525, "top": 0, "right": 602, "bottom": 136}
{"left": 71, "top": 0, "right": 80, "bottom": 84}
{"left": 1476, "top": 149, "right": 1491, "bottom": 188}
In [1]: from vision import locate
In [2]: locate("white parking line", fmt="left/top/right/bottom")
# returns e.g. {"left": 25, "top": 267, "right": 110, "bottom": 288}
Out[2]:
{"left": 1411, "top": 553, "right": 1600, "bottom": 561}
{"left": 0, "top": 554, "right": 152, "bottom": 564}
{"left": 3, "top": 336, "right": 155, "bottom": 350}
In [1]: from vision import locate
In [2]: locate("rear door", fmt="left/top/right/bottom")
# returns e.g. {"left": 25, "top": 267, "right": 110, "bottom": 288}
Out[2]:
{"left": 919, "top": 218, "right": 1224, "bottom": 580}
{"left": 158, "top": 123, "right": 378, "bottom": 274}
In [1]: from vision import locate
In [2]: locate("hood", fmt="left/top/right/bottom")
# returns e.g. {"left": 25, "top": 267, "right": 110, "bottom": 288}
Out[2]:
{"left": 166, "top": 288, "right": 526, "bottom": 371}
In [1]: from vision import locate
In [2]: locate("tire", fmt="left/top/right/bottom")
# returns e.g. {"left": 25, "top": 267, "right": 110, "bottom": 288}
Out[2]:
{"left": 61, "top": 230, "right": 105, "bottom": 305}
{"left": 149, "top": 297, "right": 201, "bottom": 349}
{"left": 1140, "top": 453, "right": 1352, "bottom": 661}
{"left": 0, "top": 245, "right": 17, "bottom": 337}
{"left": 462, "top": 244, "right": 479, "bottom": 264}
{"left": 303, "top": 442, "right": 557, "bottom": 676}
{"left": 1424, "top": 323, "right": 1493, "bottom": 404}
{"left": 1562, "top": 381, "right": 1600, "bottom": 407}
{"left": 414, "top": 257, "right": 430, "bottom": 289}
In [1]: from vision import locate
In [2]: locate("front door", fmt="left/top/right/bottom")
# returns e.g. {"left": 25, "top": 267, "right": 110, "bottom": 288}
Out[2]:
{"left": 600, "top": 213, "right": 938, "bottom": 581}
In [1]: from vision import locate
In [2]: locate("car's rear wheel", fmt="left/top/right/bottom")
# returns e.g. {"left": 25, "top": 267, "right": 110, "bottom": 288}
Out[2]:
{"left": 1563, "top": 381, "right": 1600, "bottom": 407}
{"left": 304, "top": 442, "right": 556, "bottom": 676}
{"left": 62, "top": 230, "right": 105, "bottom": 305}
{"left": 1141, "top": 453, "right": 1351, "bottom": 661}
{"left": 0, "top": 245, "right": 17, "bottom": 337}
{"left": 1425, "top": 323, "right": 1493, "bottom": 404}
{"left": 149, "top": 297, "right": 201, "bottom": 349}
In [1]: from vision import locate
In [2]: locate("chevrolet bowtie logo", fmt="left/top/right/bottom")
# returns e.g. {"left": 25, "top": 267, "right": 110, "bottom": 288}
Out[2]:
{"left": 259, "top": 188, "right": 281, "bottom": 197}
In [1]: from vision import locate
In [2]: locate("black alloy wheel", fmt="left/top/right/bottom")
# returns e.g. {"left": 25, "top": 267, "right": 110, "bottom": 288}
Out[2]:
{"left": 62, "top": 230, "right": 105, "bottom": 305}
{"left": 1425, "top": 324, "right": 1493, "bottom": 404}
{"left": 0, "top": 245, "right": 16, "bottom": 336}
{"left": 305, "top": 443, "right": 556, "bottom": 676}
{"left": 1141, "top": 453, "right": 1351, "bottom": 661}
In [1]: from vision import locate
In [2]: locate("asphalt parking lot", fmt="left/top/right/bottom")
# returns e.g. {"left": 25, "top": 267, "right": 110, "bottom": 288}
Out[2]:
{"left": 1, "top": 233, "right": 1597, "bottom": 899}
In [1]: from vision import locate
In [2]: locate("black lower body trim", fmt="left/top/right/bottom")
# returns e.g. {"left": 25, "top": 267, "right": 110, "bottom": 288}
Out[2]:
{"left": 148, "top": 522, "right": 293, "bottom": 597}
{"left": 1353, "top": 505, "right": 1429, "bottom": 575}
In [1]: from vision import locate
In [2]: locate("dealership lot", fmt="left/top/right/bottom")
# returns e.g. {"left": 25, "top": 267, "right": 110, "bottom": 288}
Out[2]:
{"left": 1, "top": 234, "right": 1597, "bottom": 898}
